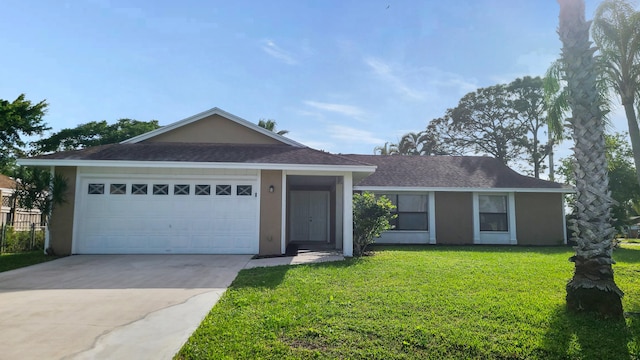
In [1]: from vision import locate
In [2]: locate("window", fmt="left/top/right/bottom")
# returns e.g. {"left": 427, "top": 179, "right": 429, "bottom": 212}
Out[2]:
{"left": 174, "top": 184, "right": 190, "bottom": 195}
{"left": 132, "top": 184, "right": 148, "bottom": 195}
{"left": 110, "top": 184, "right": 126, "bottom": 195}
{"left": 237, "top": 185, "right": 252, "bottom": 196}
{"left": 88, "top": 184, "right": 104, "bottom": 195}
{"left": 479, "top": 195, "right": 508, "bottom": 231}
{"left": 195, "top": 185, "right": 210, "bottom": 195}
{"left": 153, "top": 184, "right": 169, "bottom": 195}
{"left": 216, "top": 185, "right": 231, "bottom": 195}
{"left": 379, "top": 194, "right": 428, "bottom": 231}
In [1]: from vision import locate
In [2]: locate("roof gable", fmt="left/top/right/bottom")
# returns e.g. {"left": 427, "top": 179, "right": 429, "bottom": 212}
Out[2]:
{"left": 122, "top": 107, "right": 304, "bottom": 147}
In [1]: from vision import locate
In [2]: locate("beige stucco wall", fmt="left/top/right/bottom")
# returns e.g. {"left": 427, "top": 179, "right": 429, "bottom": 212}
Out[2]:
{"left": 49, "top": 166, "right": 77, "bottom": 255}
{"left": 143, "top": 114, "right": 283, "bottom": 144}
{"left": 515, "top": 193, "right": 565, "bottom": 245}
{"left": 435, "top": 192, "right": 474, "bottom": 245}
{"left": 259, "top": 170, "right": 283, "bottom": 255}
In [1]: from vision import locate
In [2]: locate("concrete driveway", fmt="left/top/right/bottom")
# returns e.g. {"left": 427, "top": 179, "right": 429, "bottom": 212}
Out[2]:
{"left": 0, "top": 255, "right": 252, "bottom": 360}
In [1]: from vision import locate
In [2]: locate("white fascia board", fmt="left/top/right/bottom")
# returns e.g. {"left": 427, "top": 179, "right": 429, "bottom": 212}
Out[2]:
{"left": 18, "top": 158, "right": 376, "bottom": 173}
{"left": 121, "top": 107, "right": 305, "bottom": 147}
{"left": 354, "top": 186, "right": 574, "bottom": 194}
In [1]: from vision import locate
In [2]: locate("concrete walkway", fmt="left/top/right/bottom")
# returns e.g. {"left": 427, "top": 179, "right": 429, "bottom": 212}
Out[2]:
{"left": 0, "top": 251, "right": 344, "bottom": 360}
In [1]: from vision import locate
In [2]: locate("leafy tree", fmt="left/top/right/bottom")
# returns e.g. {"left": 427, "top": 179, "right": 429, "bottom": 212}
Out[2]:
{"left": 32, "top": 119, "right": 160, "bottom": 153}
{"left": 257, "top": 119, "right": 289, "bottom": 136}
{"left": 352, "top": 192, "right": 396, "bottom": 257}
{"left": 0, "top": 94, "right": 49, "bottom": 173}
{"left": 508, "top": 76, "right": 551, "bottom": 178}
{"left": 13, "top": 167, "right": 67, "bottom": 229}
{"left": 592, "top": 0, "right": 640, "bottom": 187}
{"left": 439, "top": 84, "right": 527, "bottom": 165}
{"left": 558, "top": 0, "right": 623, "bottom": 318}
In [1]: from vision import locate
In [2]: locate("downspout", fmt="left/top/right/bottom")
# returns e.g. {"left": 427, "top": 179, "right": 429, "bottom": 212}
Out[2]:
{"left": 562, "top": 194, "right": 568, "bottom": 245}
{"left": 44, "top": 166, "right": 54, "bottom": 254}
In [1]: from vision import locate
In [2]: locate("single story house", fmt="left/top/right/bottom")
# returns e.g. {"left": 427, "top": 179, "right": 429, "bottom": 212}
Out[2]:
{"left": 19, "top": 107, "right": 571, "bottom": 257}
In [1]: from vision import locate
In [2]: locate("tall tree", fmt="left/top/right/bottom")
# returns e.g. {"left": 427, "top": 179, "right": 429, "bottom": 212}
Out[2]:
{"left": 373, "top": 142, "right": 399, "bottom": 155}
{"left": 543, "top": 61, "right": 572, "bottom": 181}
{"left": 558, "top": 0, "right": 623, "bottom": 318}
{"left": 443, "top": 84, "right": 526, "bottom": 165}
{"left": 397, "top": 132, "right": 423, "bottom": 155}
{"left": 257, "top": 119, "right": 289, "bottom": 135}
{"left": 0, "top": 94, "right": 49, "bottom": 173}
{"left": 592, "top": 0, "right": 640, "bottom": 188}
{"left": 508, "top": 76, "right": 551, "bottom": 178}
{"left": 32, "top": 119, "right": 160, "bottom": 153}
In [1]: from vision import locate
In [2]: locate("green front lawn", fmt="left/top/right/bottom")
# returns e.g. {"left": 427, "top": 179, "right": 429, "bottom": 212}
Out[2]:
{"left": 177, "top": 246, "right": 640, "bottom": 359}
{"left": 0, "top": 251, "right": 58, "bottom": 273}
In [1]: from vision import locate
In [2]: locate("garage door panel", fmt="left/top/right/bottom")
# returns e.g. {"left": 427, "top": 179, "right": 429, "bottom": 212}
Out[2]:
{"left": 76, "top": 177, "right": 259, "bottom": 254}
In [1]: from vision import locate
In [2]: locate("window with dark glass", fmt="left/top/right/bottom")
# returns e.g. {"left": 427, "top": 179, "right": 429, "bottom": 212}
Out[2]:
{"left": 216, "top": 185, "right": 231, "bottom": 195}
{"left": 195, "top": 185, "right": 210, "bottom": 195}
{"left": 378, "top": 194, "right": 428, "bottom": 231}
{"left": 479, "top": 195, "right": 508, "bottom": 231}
{"left": 237, "top": 185, "right": 252, "bottom": 196}
{"left": 153, "top": 184, "right": 169, "bottom": 195}
{"left": 174, "top": 184, "right": 190, "bottom": 195}
{"left": 132, "top": 184, "right": 147, "bottom": 195}
{"left": 110, "top": 184, "right": 126, "bottom": 195}
{"left": 88, "top": 184, "right": 104, "bottom": 195}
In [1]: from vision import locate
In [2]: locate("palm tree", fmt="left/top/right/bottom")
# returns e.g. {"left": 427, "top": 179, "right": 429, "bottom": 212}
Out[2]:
{"left": 373, "top": 142, "right": 399, "bottom": 155}
{"left": 397, "top": 132, "right": 424, "bottom": 155}
{"left": 558, "top": 0, "right": 623, "bottom": 318}
{"left": 592, "top": 0, "right": 640, "bottom": 187}
{"left": 543, "top": 61, "right": 570, "bottom": 182}
{"left": 257, "top": 119, "right": 289, "bottom": 136}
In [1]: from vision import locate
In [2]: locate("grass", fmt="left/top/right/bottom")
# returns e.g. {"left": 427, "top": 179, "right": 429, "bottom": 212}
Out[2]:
{"left": 177, "top": 245, "right": 640, "bottom": 359}
{"left": 0, "top": 250, "right": 58, "bottom": 273}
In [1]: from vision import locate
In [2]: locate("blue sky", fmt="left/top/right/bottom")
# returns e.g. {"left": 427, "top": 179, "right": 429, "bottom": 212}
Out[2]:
{"left": 0, "top": 0, "right": 627, "bottom": 175}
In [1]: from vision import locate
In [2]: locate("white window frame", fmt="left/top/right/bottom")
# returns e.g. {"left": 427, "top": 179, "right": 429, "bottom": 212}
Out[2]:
{"left": 372, "top": 191, "right": 436, "bottom": 245}
{"left": 473, "top": 192, "right": 517, "bottom": 245}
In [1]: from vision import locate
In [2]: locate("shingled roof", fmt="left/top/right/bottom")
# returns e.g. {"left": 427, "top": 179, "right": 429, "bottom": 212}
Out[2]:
{"left": 0, "top": 174, "right": 15, "bottom": 189}
{"left": 28, "top": 143, "right": 371, "bottom": 167}
{"left": 347, "top": 155, "right": 569, "bottom": 190}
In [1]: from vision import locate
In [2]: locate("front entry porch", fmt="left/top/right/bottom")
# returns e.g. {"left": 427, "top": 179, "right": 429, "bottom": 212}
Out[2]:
{"left": 285, "top": 175, "right": 344, "bottom": 254}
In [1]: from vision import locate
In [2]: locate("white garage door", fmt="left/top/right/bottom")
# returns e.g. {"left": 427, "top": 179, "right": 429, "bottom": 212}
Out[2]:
{"left": 74, "top": 176, "right": 259, "bottom": 254}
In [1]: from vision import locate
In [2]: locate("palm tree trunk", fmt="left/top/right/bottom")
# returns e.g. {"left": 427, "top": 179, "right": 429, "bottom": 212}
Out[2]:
{"left": 622, "top": 101, "right": 640, "bottom": 188}
{"left": 548, "top": 138, "right": 555, "bottom": 182}
{"left": 558, "top": 0, "right": 623, "bottom": 318}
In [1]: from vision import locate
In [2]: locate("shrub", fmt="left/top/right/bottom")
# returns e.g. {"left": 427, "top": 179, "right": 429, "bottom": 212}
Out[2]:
{"left": 1, "top": 225, "right": 44, "bottom": 253}
{"left": 352, "top": 192, "right": 396, "bottom": 257}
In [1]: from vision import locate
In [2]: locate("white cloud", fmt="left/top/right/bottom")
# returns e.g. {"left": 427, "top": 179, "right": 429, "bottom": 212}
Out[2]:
{"left": 327, "top": 125, "right": 385, "bottom": 145}
{"left": 261, "top": 39, "right": 297, "bottom": 65}
{"left": 303, "top": 100, "right": 366, "bottom": 120}
{"left": 364, "top": 57, "right": 478, "bottom": 100}
{"left": 365, "top": 57, "right": 428, "bottom": 100}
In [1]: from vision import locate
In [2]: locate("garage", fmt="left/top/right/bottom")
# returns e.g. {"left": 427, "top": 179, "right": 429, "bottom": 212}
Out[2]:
{"left": 74, "top": 174, "right": 259, "bottom": 254}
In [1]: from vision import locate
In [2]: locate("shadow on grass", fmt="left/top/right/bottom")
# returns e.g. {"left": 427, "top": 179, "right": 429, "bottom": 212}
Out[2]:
{"left": 542, "top": 304, "right": 639, "bottom": 359}
{"left": 614, "top": 247, "right": 640, "bottom": 263}
{"left": 232, "top": 256, "right": 363, "bottom": 290}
